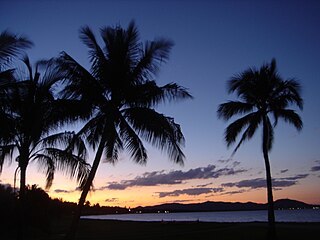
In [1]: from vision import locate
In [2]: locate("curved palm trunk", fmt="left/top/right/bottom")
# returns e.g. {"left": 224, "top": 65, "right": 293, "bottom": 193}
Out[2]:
{"left": 262, "top": 116, "right": 276, "bottom": 240}
{"left": 65, "top": 133, "right": 107, "bottom": 240}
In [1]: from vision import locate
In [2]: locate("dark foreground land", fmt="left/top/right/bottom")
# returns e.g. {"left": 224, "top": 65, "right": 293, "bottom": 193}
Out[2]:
{"left": 46, "top": 219, "right": 320, "bottom": 240}
{"left": 2, "top": 218, "right": 320, "bottom": 240}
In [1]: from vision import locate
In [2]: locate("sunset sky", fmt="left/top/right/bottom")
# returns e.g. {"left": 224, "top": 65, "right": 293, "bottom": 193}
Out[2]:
{"left": 1, "top": 0, "right": 320, "bottom": 208}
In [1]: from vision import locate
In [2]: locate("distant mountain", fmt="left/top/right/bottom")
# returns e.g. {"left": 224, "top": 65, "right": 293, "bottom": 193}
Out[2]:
{"left": 132, "top": 199, "right": 316, "bottom": 213}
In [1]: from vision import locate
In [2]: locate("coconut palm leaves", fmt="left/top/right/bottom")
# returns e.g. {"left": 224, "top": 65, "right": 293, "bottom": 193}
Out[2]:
{"left": 0, "top": 30, "right": 33, "bottom": 66}
{"left": 217, "top": 59, "right": 303, "bottom": 239}
{"left": 58, "top": 21, "right": 192, "bottom": 239}
{"left": 0, "top": 30, "right": 33, "bottom": 84}
{"left": 59, "top": 21, "right": 191, "bottom": 165}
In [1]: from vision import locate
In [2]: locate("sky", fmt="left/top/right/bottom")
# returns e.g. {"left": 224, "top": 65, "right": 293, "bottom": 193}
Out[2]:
{"left": 1, "top": 0, "right": 320, "bottom": 208}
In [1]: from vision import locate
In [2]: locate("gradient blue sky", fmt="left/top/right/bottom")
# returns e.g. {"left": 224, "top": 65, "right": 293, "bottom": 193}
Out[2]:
{"left": 1, "top": 0, "right": 320, "bottom": 206}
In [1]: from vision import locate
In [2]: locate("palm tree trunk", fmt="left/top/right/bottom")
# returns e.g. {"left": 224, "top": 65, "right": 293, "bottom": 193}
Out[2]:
{"left": 65, "top": 133, "right": 107, "bottom": 240}
{"left": 262, "top": 116, "right": 276, "bottom": 240}
{"left": 17, "top": 162, "right": 27, "bottom": 240}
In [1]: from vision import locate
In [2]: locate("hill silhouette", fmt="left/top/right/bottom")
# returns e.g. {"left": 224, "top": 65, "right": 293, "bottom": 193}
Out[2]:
{"left": 131, "top": 199, "right": 316, "bottom": 214}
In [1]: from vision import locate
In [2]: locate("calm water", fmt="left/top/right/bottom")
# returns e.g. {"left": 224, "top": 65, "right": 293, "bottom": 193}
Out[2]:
{"left": 82, "top": 209, "right": 320, "bottom": 222}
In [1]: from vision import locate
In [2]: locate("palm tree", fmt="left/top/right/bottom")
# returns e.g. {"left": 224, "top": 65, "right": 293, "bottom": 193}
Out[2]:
{"left": 57, "top": 20, "right": 192, "bottom": 239}
{"left": 217, "top": 59, "right": 303, "bottom": 239}
{"left": 0, "top": 56, "right": 90, "bottom": 239}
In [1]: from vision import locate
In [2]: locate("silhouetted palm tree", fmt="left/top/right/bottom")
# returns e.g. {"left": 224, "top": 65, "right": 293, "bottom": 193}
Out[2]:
{"left": 0, "top": 56, "right": 90, "bottom": 239}
{"left": 57, "top": 21, "right": 192, "bottom": 239}
{"left": 217, "top": 59, "right": 303, "bottom": 239}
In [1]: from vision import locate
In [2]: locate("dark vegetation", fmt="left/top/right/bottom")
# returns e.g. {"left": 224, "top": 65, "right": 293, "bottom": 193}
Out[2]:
{"left": 0, "top": 184, "right": 128, "bottom": 239}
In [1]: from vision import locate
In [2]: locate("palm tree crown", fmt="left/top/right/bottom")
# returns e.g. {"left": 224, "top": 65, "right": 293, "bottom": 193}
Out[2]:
{"left": 218, "top": 59, "right": 303, "bottom": 154}
{"left": 59, "top": 20, "right": 192, "bottom": 165}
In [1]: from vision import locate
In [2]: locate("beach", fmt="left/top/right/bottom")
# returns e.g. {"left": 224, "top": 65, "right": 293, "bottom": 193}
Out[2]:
{"left": 52, "top": 219, "right": 320, "bottom": 240}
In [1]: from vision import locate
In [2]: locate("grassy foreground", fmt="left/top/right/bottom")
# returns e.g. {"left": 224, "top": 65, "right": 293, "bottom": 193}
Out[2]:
{"left": 2, "top": 217, "right": 319, "bottom": 240}
{"left": 50, "top": 219, "right": 320, "bottom": 240}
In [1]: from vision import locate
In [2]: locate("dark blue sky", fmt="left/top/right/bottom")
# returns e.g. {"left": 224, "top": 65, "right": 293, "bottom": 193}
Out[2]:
{"left": 1, "top": 0, "right": 320, "bottom": 205}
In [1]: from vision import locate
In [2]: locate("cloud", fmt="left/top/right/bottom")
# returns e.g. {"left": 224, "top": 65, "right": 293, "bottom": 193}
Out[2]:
{"left": 54, "top": 189, "right": 74, "bottom": 193}
{"left": 217, "top": 158, "right": 232, "bottom": 164}
{"left": 105, "top": 198, "right": 119, "bottom": 203}
{"left": 173, "top": 199, "right": 198, "bottom": 203}
{"left": 102, "top": 165, "right": 247, "bottom": 190}
{"left": 311, "top": 166, "right": 320, "bottom": 172}
{"left": 157, "top": 187, "right": 224, "bottom": 198}
{"left": 280, "top": 174, "right": 308, "bottom": 181}
{"left": 222, "top": 174, "right": 309, "bottom": 190}
{"left": 219, "top": 189, "right": 247, "bottom": 195}
{"left": 196, "top": 182, "right": 213, "bottom": 187}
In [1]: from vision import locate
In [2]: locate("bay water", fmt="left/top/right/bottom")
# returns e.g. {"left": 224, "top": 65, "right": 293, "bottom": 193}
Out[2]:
{"left": 82, "top": 209, "right": 320, "bottom": 222}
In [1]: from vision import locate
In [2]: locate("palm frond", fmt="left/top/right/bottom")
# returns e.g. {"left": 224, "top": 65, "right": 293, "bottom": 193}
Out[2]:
{"left": 34, "top": 153, "right": 55, "bottom": 189}
{"left": 123, "top": 107, "right": 185, "bottom": 164}
{"left": 80, "top": 26, "right": 108, "bottom": 78}
{"left": 47, "top": 99, "right": 92, "bottom": 128}
{"left": 126, "top": 81, "right": 192, "bottom": 107}
{"left": 57, "top": 52, "right": 104, "bottom": 102}
{"left": 0, "top": 30, "right": 33, "bottom": 66}
{"left": 0, "top": 144, "right": 16, "bottom": 173}
{"left": 76, "top": 114, "right": 107, "bottom": 151}
{"left": 103, "top": 120, "right": 123, "bottom": 164}
{"left": 217, "top": 101, "right": 255, "bottom": 120}
{"left": 132, "top": 38, "right": 174, "bottom": 82}
{"left": 231, "top": 112, "right": 262, "bottom": 155}
{"left": 36, "top": 147, "right": 90, "bottom": 189}
{"left": 118, "top": 114, "right": 147, "bottom": 164}
{"left": 273, "top": 109, "right": 303, "bottom": 131}
{"left": 272, "top": 78, "right": 303, "bottom": 110}
{"left": 224, "top": 112, "right": 260, "bottom": 147}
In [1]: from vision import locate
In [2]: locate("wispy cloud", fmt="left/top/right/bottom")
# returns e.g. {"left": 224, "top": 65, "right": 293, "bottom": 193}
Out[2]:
{"left": 219, "top": 189, "right": 247, "bottom": 195}
{"left": 196, "top": 182, "right": 213, "bottom": 187}
{"left": 54, "top": 189, "right": 74, "bottom": 193}
{"left": 222, "top": 174, "right": 309, "bottom": 190}
{"left": 105, "top": 198, "right": 119, "bottom": 203}
{"left": 102, "top": 165, "right": 247, "bottom": 190}
{"left": 311, "top": 164, "right": 320, "bottom": 172}
{"left": 157, "top": 187, "right": 224, "bottom": 198}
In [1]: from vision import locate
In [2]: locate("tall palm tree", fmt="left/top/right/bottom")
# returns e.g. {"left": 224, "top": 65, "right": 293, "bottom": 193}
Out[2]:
{"left": 57, "top": 21, "right": 192, "bottom": 239}
{"left": 0, "top": 56, "right": 90, "bottom": 239}
{"left": 217, "top": 59, "right": 303, "bottom": 239}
